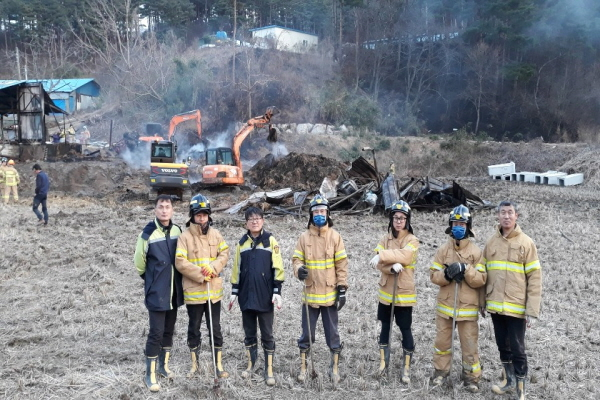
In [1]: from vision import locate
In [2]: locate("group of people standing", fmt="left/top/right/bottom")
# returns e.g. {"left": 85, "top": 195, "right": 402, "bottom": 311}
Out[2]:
{"left": 135, "top": 193, "right": 541, "bottom": 400}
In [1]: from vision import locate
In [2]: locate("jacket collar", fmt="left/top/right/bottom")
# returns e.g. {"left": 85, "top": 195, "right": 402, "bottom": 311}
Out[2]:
{"left": 154, "top": 218, "right": 172, "bottom": 232}
{"left": 496, "top": 223, "right": 522, "bottom": 239}
{"left": 309, "top": 224, "right": 329, "bottom": 235}
{"left": 449, "top": 236, "right": 471, "bottom": 250}
{"left": 388, "top": 229, "right": 410, "bottom": 241}
{"left": 188, "top": 222, "right": 209, "bottom": 236}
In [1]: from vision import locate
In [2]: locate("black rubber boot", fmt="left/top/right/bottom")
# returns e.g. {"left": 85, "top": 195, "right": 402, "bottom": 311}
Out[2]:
{"left": 241, "top": 343, "right": 258, "bottom": 378}
{"left": 186, "top": 346, "right": 199, "bottom": 378}
{"left": 297, "top": 348, "right": 309, "bottom": 383}
{"left": 158, "top": 347, "right": 174, "bottom": 378}
{"left": 378, "top": 343, "right": 390, "bottom": 375}
{"left": 329, "top": 347, "right": 342, "bottom": 384}
{"left": 214, "top": 346, "right": 229, "bottom": 378}
{"left": 400, "top": 348, "right": 413, "bottom": 384}
{"left": 492, "top": 361, "right": 516, "bottom": 394}
{"left": 264, "top": 349, "right": 276, "bottom": 386}
{"left": 144, "top": 356, "right": 160, "bottom": 392}
{"left": 515, "top": 375, "right": 526, "bottom": 400}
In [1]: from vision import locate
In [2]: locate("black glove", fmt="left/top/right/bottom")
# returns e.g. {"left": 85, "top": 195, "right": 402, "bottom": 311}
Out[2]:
{"left": 297, "top": 265, "right": 309, "bottom": 281}
{"left": 335, "top": 286, "right": 346, "bottom": 311}
{"left": 446, "top": 262, "right": 467, "bottom": 282}
{"left": 443, "top": 266, "right": 452, "bottom": 282}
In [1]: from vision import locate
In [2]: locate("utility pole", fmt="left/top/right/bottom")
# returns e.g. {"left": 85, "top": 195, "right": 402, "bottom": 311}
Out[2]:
{"left": 232, "top": 0, "right": 237, "bottom": 85}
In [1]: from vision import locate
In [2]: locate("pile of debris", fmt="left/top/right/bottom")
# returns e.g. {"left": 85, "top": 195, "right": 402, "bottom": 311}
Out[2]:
{"left": 225, "top": 153, "right": 491, "bottom": 216}
{"left": 245, "top": 152, "right": 348, "bottom": 191}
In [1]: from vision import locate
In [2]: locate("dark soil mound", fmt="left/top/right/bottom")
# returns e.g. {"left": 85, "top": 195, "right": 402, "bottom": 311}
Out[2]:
{"left": 246, "top": 152, "right": 348, "bottom": 190}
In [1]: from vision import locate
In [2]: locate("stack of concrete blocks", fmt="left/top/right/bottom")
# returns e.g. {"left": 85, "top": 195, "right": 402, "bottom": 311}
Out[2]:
{"left": 488, "top": 162, "right": 584, "bottom": 186}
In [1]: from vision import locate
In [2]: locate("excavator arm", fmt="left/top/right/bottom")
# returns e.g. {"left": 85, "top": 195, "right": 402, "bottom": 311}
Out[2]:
{"left": 167, "top": 110, "right": 202, "bottom": 141}
{"left": 231, "top": 106, "right": 279, "bottom": 168}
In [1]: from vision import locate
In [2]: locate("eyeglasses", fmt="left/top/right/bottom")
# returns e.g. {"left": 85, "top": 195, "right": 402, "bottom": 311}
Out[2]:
{"left": 392, "top": 217, "right": 407, "bottom": 222}
{"left": 247, "top": 217, "right": 263, "bottom": 223}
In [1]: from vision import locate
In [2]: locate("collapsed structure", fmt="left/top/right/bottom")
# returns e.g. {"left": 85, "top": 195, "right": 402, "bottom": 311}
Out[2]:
{"left": 226, "top": 153, "right": 491, "bottom": 216}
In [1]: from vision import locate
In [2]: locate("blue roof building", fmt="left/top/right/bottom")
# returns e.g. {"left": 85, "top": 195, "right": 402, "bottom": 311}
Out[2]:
{"left": 38, "top": 79, "right": 101, "bottom": 114}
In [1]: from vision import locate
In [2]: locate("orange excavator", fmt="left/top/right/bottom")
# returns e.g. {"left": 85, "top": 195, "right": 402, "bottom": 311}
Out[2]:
{"left": 202, "top": 107, "right": 278, "bottom": 186}
{"left": 149, "top": 110, "right": 202, "bottom": 201}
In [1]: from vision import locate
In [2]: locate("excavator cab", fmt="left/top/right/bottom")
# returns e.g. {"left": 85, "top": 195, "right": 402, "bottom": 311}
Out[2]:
{"left": 206, "top": 147, "right": 234, "bottom": 166}
{"left": 150, "top": 141, "right": 176, "bottom": 163}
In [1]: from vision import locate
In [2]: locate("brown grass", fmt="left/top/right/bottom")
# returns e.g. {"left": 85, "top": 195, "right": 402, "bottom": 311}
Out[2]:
{"left": 1, "top": 137, "right": 598, "bottom": 399}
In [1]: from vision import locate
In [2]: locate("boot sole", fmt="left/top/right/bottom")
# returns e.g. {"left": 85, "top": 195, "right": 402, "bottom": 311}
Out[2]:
{"left": 491, "top": 385, "right": 515, "bottom": 394}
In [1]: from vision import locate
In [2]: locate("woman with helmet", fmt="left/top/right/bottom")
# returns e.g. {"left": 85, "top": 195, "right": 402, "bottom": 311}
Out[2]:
{"left": 369, "top": 200, "right": 419, "bottom": 383}
{"left": 292, "top": 194, "right": 348, "bottom": 384}
{"left": 3, "top": 159, "right": 20, "bottom": 204}
{"left": 429, "top": 204, "right": 486, "bottom": 392}
{"left": 175, "top": 194, "right": 230, "bottom": 379}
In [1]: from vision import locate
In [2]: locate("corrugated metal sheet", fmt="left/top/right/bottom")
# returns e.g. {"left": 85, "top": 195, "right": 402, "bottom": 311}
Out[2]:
{"left": 0, "top": 80, "right": 26, "bottom": 90}
{"left": 41, "top": 79, "right": 95, "bottom": 93}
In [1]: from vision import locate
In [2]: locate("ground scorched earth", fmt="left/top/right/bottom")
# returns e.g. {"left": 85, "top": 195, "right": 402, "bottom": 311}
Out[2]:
{"left": 0, "top": 165, "right": 599, "bottom": 400}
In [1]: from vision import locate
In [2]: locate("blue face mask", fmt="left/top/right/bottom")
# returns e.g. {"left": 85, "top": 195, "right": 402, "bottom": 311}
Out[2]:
{"left": 313, "top": 214, "right": 327, "bottom": 227}
{"left": 451, "top": 226, "right": 466, "bottom": 239}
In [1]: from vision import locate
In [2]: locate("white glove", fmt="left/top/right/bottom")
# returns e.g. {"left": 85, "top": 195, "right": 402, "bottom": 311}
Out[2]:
{"left": 370, "top": 254, "right": 380, "bottom": 268}
{"left": 272, "top": 294, "right": 282, "bottom": 310}
{"left": 228, "top": 295, "right": 238, "bottom": 311}
{"left": 392, "top": 263, "right": 403, "bottom": 273}
{"left": 526, "top": 315, "right": 537, "bottom": 328}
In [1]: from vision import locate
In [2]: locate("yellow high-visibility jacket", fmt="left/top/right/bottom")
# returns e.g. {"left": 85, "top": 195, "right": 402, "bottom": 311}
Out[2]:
{"left": 375, "top": 230, "right": 419, "bottom": 306}
{"left": 4, "top": 166, "right": 19, "bottom": 186}
{"left": 430, "top": 237, "right": 486, "bottom": 321}
{"left": 483, "top": 225, "right": 542, "bottom": 318}
{"left": 175, "top": 224, "right": 229, "bottom": 304}
{"left": 292, "top": 224, "right": 348, "bottom": 308}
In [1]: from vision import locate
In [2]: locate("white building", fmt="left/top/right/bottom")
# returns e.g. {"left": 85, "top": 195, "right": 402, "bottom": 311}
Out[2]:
{"left": 249, "top": 25, "right": 318, "bottom": 53}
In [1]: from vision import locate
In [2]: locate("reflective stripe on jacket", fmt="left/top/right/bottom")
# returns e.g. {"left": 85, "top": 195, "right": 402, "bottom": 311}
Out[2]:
{"left": 134, "top": 219, "right": 183, "bottom": 311}
{"left": 483, "top": 225, "right": 542, "bottom": 318}
{"left": 375, "top": 230, "right": 419, "bottom": 306}
{"left": 4, "top": 167, "right": 19, "bottom": 186}
{"left": 292, "top": 224, "right": 348, "bottom": 308}
{"left": 175, "top": 224, "right": 229, "bottom": 304}
{"left": 231, "top": 230, "right": 285, "bottom": 312}
{"left": 430, "top": 237, "right": 486, "bottom": 321}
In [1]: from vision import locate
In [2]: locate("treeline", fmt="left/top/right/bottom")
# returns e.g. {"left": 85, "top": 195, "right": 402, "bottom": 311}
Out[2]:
{"left": 0, "top": 0, "right": 599, "bottom": 142}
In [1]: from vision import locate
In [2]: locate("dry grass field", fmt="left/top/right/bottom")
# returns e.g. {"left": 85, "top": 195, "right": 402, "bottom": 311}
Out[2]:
{"left": 1, "top": 139, "right": 599, "bottom": 400}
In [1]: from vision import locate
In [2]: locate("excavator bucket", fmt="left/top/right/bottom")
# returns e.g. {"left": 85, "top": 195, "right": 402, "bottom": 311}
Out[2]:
{"left": 267, "top": 126, "right": 278, "bottom": 143}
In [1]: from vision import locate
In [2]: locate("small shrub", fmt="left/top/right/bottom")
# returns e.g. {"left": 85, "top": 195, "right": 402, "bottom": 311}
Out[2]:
{"left": 376, "top": 139, "right": 391, "bottom": 151}
{"left": 430, "top": 135, "right": 440, "bottom": 141}
{"left": 400, "top": 145, "right": 409, "bottom": 154}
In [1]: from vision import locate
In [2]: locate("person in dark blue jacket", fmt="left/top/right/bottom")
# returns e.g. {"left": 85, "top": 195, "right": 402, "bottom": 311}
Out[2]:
{"left": 229, "top": 207, "right": 284, "bottom": 386}
{"left": 32, "top": 164, "right": 50, "bottom": 226}
{"left": 134, "top": 195, "right": 183, "bottom": 392}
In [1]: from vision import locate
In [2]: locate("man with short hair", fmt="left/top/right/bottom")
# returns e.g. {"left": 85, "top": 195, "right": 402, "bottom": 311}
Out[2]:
{"left": 483, "top": 201, "right": 542, "bottom": 400}
{"left": 134, "top": 195, "right": 183, "bottom": 392}
{"left": 32, "top": 164, "right": 50, "bottom": 225}
{"left": 229, "top": 207, "right": 285, "bottom": 386}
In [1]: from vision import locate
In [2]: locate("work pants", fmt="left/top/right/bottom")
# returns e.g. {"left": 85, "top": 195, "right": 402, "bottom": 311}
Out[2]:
{"left": 33, "top": 194, "right": 48, "bottom": 223}
{"left": 3, "top": 185, "right": 18, "bottom": 203}
{"left": 298, "top": 304, "right": 341, "bottom": 350}
{"left": 186, "top": 301, "right": 223, "bottom": 349}
{"left": 242, "top": 310, "right": 275, "bottom": 350}
{"left": 145, "top": 308, "right": 178, "bottom": 357}
{"left": 491, "top": 313, "right": 528, "bottom": 376}
{"left": 432, "top": 315, "right": 481, "bottom": 382}
{"left": 378, "top": 303, "right": 414, "bottom": 351}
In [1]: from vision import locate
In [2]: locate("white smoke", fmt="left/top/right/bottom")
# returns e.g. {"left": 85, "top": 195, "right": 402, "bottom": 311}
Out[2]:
{"left": 120, "top": 146, "right": 151, "bottom": 169}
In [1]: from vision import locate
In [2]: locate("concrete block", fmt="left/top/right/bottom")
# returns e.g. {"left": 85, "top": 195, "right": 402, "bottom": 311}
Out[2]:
{"left": 491, "top": 174, "right": 512, "bottom": 181}
{"left": 558, "top": 173, "right": 584, "bottom": 186}
{"left": 516, "top": 172, "right": 538, "bottom": 183}
{"left": 488, "top": 162, "right": 515, "bottom": 176}
{"left": 538, "top": 171, "right": 567, "bottom": 185}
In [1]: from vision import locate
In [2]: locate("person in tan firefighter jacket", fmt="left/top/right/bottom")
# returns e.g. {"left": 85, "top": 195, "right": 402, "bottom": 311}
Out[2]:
{"left": 175, "top": 194, "right": 230, "bottom": 379}
{"left": 483, "top": 201, "right": 542, "bottom": 400}
{"left": 370, "top": 200, "right": 419, "bottom": 383}
{"left": 3, "top": 159, "right": 20, "bottom": 204}
{"left": 429, "top": 205, "right": 486, "bottom": 392}
{"left": 229, "top": 206, "right": 285, "bottom": 386}
{"left": 0, "top": 157, "right": 6, "bottom": 198}
{"left": 134, "top": 195, "right": 183, "bottom": 392}
{"left": 292, "top": 194, "right": 348, "bottom": 384}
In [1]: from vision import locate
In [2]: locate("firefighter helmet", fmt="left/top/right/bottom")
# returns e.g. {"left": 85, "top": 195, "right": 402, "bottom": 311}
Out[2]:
{"left": 189, "top": 193, "right": 211, "bottom": 217}
{"left": 309, "top": 194, "right": 329, "bottom": 212}
{"left": 7, "top": 159, "right": 14, "bottom": 165}
{"left": 445, "top": 204, "right": 474, "bottom": 238}
{"left": 389, "top": 200, "right": 413, "bottom": 234}
{"left": 1, "top": 157, "right": 6, "bottom": 164}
